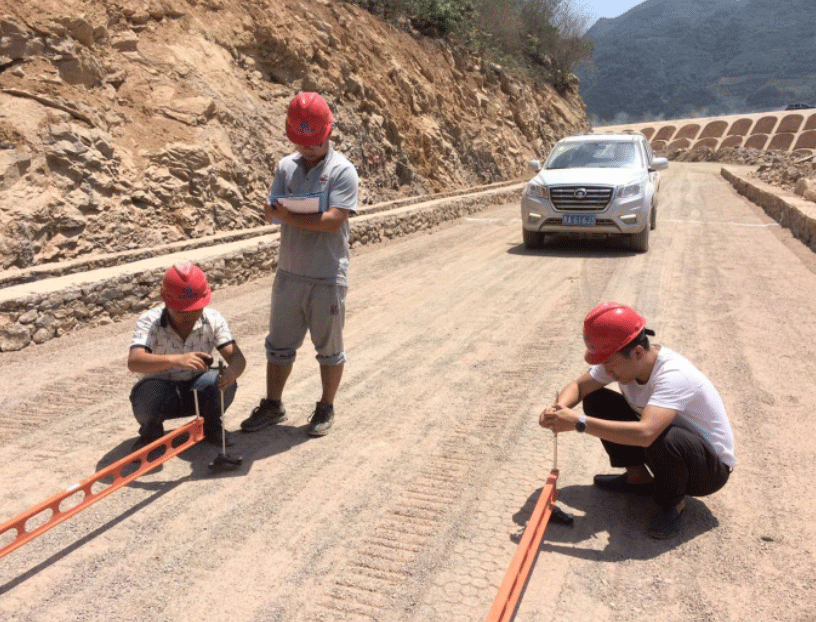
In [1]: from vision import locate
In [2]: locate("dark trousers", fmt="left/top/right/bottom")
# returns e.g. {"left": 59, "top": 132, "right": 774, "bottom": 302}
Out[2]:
{"left": 130, "top": 371, "right": 236, "bottom": 440}
{"left": 583, "top": 388, "right": 731, "bottom": 509}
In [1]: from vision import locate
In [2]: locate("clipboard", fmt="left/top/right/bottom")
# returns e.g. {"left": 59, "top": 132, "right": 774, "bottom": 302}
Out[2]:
{"left": 268, "top": 191, "right": 327, "bottom": 214}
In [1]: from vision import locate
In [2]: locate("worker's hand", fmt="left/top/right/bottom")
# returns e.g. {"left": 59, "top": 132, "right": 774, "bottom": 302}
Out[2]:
{"left": 217, "top": 365, "right": 238, "bottom": 391}
{"left": 265, "top": 199, "right": 288, "bottom": 224}
{"left": 539, "top": 403, "right": 579, "bottom": 433}
{"left": 173, "top": 352, "right": 212, "bottom": 371}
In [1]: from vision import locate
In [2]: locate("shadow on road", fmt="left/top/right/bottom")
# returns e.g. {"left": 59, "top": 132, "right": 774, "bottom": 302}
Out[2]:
{"left": 0, "top": 478, "right": 186, "bottom": 596}
{"left": 95, "top": 421, "right": 312, "bottom": 487}
{"left": 506, "top": 237, "right": 638, "bottom": 257}
{"left": 0, "top": 422, "right": 315, "bottom": 592}
{"left": 512, "top": 483, "right": 719, "bottom": 560}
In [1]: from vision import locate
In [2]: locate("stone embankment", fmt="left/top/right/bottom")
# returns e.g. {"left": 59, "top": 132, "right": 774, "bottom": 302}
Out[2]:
{"left": 6, "top": 165, "right": 814, "bottom": 354}
{"left": 673, "top": 146, "right": 816, "bottom": 196}
{"left": 721, "top": 167, "right": 816, "bottom": 252}
{"left": 0, "top": 183, "right": 523, "bottom": 351}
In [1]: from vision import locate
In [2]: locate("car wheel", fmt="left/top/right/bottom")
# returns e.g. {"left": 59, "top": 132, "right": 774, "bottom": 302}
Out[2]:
{"left": 629, "top": 224, "right": 650, "bottom": 252}
{"left": 522, "top": 228, "right": 545, "bottom": 249}
{"left": 650, "top": 204, "right": 657, "bottom": 230}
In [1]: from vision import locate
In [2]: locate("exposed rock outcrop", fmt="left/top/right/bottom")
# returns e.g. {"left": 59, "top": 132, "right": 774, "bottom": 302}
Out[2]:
{"left": 0, "top": 0, "right": 588, "bottom": 271}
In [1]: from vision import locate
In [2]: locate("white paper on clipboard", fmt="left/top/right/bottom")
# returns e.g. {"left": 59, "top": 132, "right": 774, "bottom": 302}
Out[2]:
{"left": 270, "top": 195, "right": 321, "bottom": 214}
{"left": 267, "top": 191, "right": 325, "bottom": 224}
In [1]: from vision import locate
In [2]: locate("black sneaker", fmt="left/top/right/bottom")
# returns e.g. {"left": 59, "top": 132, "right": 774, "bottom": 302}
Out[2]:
{"left": 307, "top": 401, "right": 334, "bottom": 437}
{"left": 648, "top": 506, "right": 685, "bottom": 539}
{"left": 241, "top": 398, "right": 287, "bottom": 432}
{"left": 593, "top": 473, "right": 655, "bottom": 496}
{"left": 204, "top": 430, "right": 237, "bottom": 447}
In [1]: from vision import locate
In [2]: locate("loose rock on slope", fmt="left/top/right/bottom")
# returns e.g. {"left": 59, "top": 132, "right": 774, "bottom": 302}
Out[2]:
{"left": 0, "top": 0, "right": 588, "bottom": 270}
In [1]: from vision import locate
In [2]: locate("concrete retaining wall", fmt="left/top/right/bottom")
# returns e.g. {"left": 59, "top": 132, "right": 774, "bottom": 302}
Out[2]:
{"left": 599, "top": 110, "right": 816, "bottom": 156}
{"left": 721, "top": 167, "right": 816, "bottom": 250}
{"left": 0, "top": 185, "right": 524, "bottom": 352}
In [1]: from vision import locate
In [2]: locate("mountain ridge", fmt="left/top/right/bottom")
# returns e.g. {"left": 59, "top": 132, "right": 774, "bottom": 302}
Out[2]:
{"left": 579, "top": 0, "right": 816, "bottom": 124}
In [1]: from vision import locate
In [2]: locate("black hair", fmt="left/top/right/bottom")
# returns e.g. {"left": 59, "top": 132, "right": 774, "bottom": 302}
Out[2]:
{"left": 618, "top": 329, "right": 651, "bottom": 358}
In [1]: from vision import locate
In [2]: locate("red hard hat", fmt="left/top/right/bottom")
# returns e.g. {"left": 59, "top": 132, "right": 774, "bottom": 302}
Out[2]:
{"left": 161, "top": 263, "right": 211, "bottom": 312}
{"left": 583, "top": 302, "right": 648, "bottom": 365}
{"left": 286, "top": 92, "right": 334, "bottom": 146}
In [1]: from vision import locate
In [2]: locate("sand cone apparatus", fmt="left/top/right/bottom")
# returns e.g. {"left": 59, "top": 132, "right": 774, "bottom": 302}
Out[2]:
{"left": 0, "top": 418, "right": 204, "bottom": 560}
{"left": 205, "top": 361, "right": 242, "bottom": 472}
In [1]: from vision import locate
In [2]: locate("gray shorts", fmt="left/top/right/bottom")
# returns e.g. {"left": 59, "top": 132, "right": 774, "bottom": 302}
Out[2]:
{"left": 265, "top": 271, "right": 347, "bottom": 367}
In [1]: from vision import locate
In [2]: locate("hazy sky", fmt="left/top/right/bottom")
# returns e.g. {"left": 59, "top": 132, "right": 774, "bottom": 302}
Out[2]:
{"left": 580, "top": 0, "right": 644, "bottom": 23}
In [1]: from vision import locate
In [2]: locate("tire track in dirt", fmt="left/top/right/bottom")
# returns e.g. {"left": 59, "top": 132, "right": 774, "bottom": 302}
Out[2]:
{"left": 5, "top": 168, "right": 816, "bottom": 621}
{"left": 306, "top": 217, "right": 611, "bottom": 620}
{"left": 0, "top": 367, "right": 130, "bottom": 439}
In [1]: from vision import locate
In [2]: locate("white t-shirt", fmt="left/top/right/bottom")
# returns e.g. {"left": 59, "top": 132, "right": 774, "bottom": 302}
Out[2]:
{"left": 130, "top": 306, "right": 235, "bottom": 381}
{"left": 590, "top": 346, "right": 736, "bottom": 467}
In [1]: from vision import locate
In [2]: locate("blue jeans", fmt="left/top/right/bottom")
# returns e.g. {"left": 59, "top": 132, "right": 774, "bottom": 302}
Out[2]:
{"left": 130, "top": 371, "right": 236, "bottom": 440}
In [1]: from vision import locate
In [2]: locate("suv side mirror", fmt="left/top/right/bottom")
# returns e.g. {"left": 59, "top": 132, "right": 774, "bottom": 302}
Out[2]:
{"left": 650, "top": 157, "right": 669, "bottom": 171}
{"left": 528, "top": 159, "right": 541, "bottom": 171}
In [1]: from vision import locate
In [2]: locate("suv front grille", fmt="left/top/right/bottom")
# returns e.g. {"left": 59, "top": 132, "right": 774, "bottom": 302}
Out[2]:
{"left": 550, "top": 186, "right": 613, "bottom": 211}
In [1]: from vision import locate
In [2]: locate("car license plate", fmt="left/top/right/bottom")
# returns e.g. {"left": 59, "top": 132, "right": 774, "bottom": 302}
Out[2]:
{"left": 562, "top": 214, "right": 596, "bottom": 226}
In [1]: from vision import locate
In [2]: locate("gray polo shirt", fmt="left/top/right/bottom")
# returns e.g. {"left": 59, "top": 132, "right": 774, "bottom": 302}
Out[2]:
{"left": 270, "top": 145, "right": 358, "bottom": 285}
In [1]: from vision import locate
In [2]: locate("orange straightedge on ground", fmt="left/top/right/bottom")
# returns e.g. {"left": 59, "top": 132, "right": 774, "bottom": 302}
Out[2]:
{"left": 485, "top": 469, "right": 559, "bottom": 622}
{"left": 0, "top": 418, "right": 204, "bottom": 560}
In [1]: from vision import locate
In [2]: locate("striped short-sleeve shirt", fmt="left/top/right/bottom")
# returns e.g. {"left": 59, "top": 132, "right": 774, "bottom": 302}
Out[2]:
{"left": 130, "top": 306, "right": 235, "bottom": 381}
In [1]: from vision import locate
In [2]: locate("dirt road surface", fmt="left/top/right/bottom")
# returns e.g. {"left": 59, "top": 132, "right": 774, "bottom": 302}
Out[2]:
{"left": 1, "top": 163, "right": 815, "bottom": 621}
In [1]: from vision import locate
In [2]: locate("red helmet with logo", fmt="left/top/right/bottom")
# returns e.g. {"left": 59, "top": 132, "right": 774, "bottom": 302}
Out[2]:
{"left": 583, "top": 302, "right": 648, "bottom": 364}
{"left": 285, "top": 92, "right": 334, "bottom": 146}
{"left": 161, "top": 263, "right": 211, "bottom": 312}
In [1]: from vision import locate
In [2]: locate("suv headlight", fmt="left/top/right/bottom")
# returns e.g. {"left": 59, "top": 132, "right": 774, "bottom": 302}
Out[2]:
{"left": 526, "top": 184, "right": 548, "bottom": 199}
{"left": 617, "top": 180, "right": 644, "bottom": 199}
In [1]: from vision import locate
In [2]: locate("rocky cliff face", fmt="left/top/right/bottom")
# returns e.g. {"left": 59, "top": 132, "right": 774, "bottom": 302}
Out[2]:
{"left": 0, "top": 0, "right": 588, "bottom": 271}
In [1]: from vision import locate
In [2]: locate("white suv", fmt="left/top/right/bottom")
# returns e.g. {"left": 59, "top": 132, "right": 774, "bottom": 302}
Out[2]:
{"left": 521, "top": 132, "right": 668, "bottom": 252}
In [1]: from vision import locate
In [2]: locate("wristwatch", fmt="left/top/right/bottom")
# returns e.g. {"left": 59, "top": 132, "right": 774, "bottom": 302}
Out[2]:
{"left": 575, "top": 414, "right": 587, "bottom": 433}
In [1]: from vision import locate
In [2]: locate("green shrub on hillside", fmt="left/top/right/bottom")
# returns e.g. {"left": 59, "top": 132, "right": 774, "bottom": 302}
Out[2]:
{"left": 345, "top": 0, "right": 592, "bottom": 88}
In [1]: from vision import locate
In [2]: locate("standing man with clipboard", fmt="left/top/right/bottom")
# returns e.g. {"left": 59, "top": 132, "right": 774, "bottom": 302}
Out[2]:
{"left": 242, "top": 92, "right": 359, "bottom": 437}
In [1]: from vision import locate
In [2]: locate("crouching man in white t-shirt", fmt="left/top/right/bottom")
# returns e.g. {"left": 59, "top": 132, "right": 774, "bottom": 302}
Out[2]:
{"left": 539, "top": 302, "right": 736, "bottom": 539}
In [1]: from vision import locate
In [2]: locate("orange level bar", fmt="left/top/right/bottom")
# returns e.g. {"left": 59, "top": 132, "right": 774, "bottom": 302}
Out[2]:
{"left": 485, "top": 469, "right": 559, "bottom": 622}
{"left": 0, "top": 418, "right": 204, "bottom": 560}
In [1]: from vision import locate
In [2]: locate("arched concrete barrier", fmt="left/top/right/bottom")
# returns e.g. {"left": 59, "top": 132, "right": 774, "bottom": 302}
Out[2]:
{"left": 744, "top": 134, "right": 769, "bottom": 149}
{"left": 794, "top": 130, "right": 816, "bottom": 150}
{"left": 597, "top": 109, "right": 816, "bottom": 155}
{"left": 720, "top": 135, "right": 744, "bottom": 149}
{"left": 779, "top": 114, "right": 804, "bottom": 133}
{"left": 752, "top": 116, "right": 778, "bottom": 134}
{"left": 700, "top": 120, "right": 728, "bottom": 138}
{"left": 676, "top": 123, "right": 701, "bottom": 140}
{"left": 728, "top": 118, "right": 753, "bottom": 136}
{"left": 668, "top": 138, "right": 691, "bottom": 151}
{"left": 654, "top": 126, "right": 676, "bottom": 142}
{"left": 692, "top": 138, "right": 719, "bottom": 150}
{"left": 768, "top": 133, "right": 795, "bottom": 150}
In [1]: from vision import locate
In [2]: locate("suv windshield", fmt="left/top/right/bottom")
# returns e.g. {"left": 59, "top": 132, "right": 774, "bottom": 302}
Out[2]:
{"left": 546, "top": 141, "right": 642, "bottom": 170}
